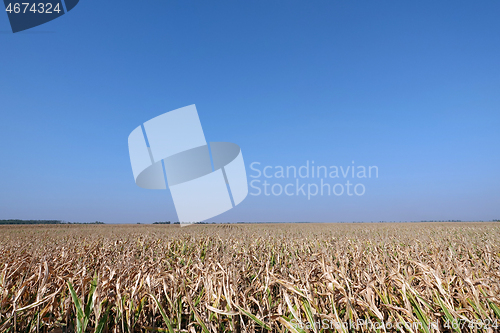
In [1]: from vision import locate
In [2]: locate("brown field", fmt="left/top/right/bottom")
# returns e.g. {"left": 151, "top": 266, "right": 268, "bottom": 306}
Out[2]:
{"left": 0, "top": 222, "right": 499, "bottom": 332}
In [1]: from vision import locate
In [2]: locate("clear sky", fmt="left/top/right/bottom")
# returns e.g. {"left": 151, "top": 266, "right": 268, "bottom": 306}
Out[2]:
{"left": 1, "top": 0, "right": 499, "bottom": 223}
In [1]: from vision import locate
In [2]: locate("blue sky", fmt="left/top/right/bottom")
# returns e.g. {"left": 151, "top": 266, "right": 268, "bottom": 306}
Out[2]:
{"left": 1, "top": 0, "right": 499, "bottom": 223}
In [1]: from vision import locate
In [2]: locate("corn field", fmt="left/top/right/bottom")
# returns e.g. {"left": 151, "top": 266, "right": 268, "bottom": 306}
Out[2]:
{"left": 1, "top": 223, "right": 499, "bottom": 332}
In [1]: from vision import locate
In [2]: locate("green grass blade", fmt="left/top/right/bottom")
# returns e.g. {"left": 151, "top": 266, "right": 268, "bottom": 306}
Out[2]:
{"left": 83, "top": 277, "right": 97, "bottom": 330}
{"left": 149, "top": 294, "right": 174, "bottom": 333}
{"left": 67, "top": 281, "right": 84, "bottom": 333}
{"left": 186, "top": 294, "right": 210, "bottom": 333}
{"left": 133, "top": 296, "right": 147, "bottom": 327}
{"left": 234, "top": 303, "right": 272, "bottom": 331}
{"left": 489, "top": 302, "right": 500, "bottom": 319}
{"left": 435, "top": 295, "right": 459, "bottom": 333}
{"left": 301, "top": 298, "right": 317, "bottom": 333}
{"left": 407, "top": 293, "right": 430, "bottom": 333}
{"left": 94, "top": 306, "right": 109, "bottom": 333}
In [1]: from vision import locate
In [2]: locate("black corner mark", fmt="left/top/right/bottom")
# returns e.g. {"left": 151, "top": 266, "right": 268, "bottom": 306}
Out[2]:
{"left": 3, "top": 0, "right": 79, "bottom": 33}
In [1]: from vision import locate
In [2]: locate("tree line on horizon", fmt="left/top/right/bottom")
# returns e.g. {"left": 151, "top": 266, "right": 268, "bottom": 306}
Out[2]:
{"left": 0, "top": 220, "right": 105, "bottom": 225}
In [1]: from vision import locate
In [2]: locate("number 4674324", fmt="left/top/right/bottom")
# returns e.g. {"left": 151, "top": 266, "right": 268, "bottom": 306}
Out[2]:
{"left": 5, "top": 3, "right": 61, "bottom": 14}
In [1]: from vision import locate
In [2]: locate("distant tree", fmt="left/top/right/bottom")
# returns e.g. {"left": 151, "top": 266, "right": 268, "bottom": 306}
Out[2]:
{"left": 0, "top": 219, "right": 62, "bottom": 225}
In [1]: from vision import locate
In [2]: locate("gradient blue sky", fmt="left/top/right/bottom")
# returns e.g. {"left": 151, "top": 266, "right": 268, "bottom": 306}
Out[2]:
{"left": 1, "top": 0, "right": 499, "bottom": 223}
